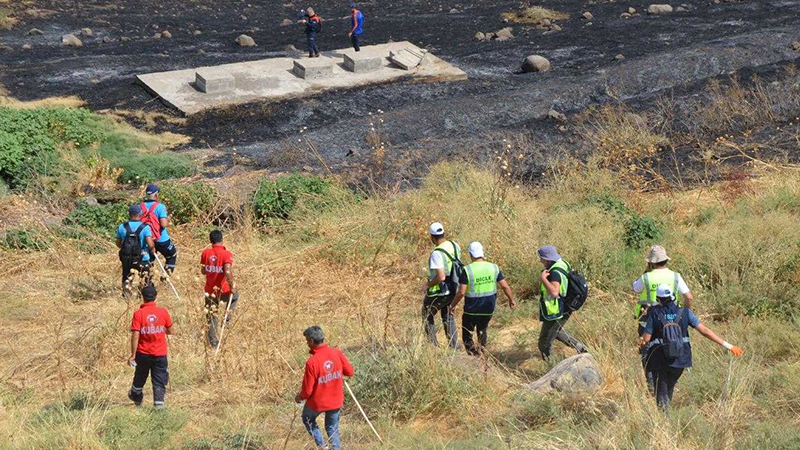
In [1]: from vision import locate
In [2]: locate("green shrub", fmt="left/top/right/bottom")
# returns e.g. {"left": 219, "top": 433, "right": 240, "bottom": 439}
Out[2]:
{"left": 159, "top": 181, "right": 218, "bottom": 224}
{"left": 183, "top": 433, "right": 268, "bottom": 450}
{"left": 251, "top": 174, "right": 345, "bottom": 224}
{"left": 0, "top": 227, "right": 51, "bottom": 251}
{"left": 515, "top": 392, "right": 560, "bottom": 429}
{"left": 63, "top": 201, "right": 129, "bottom": 236}
{"left": 588, "top": 192, "right": 662, "bottom": 248}
{"left": 100, "top": 407, "right": 187, "bottom": 449}
{"left": 112, "top": 152, "right": 196, "bottom": 185}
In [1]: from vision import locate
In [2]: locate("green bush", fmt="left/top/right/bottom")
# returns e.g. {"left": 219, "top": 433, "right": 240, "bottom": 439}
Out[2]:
{"left": 183, "top": 433, "right": 268, "bottom": 450}
{"left": 112, "top": 152, "right": 196, "bottom": 185}
{"left": 251, "top": 174, "right": 345, "bottom": 224}
{"left": 0, "top": 227, "right": 51, "bottom": 251}
{"left": 159, "top": 181, "right": 218, "bottom": 225}
{"left": 588, "top": 192, "right": 662, "bottom": 248}
{"left": 63, "top": 201, "right": 129, "bottom": 236}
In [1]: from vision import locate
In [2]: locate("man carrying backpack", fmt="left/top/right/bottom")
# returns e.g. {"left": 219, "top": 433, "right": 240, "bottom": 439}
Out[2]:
{"left": 299, "top": 7, "right": 322, "bottom": 58}
{"left": 348, "top": 3, "right": 364, "bottom": 52}
{"left": 450, "top": 242, "right": 516, "bottom": 355}
{"left": 116, "top": 204, "right": 156, "bottom": 292}
{"left": 633, "top": 245, "right": 694, "bottom": 395}
{"left": 423, "top": 222, "right": 462, "bottom": 348}
{"left": 537, "top": 245, "right": 588, "bottom": 360}
{"left": 140, "top": 184, "right": 178, "bottom": 279}
{"left": 640, "top": 284, "right": 743, "bottom": 411}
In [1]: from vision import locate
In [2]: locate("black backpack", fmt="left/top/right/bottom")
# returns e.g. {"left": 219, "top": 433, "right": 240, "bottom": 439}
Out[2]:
{"left": 658, "top": 308, "right": 686, "bottom": 361}
{"left": 433, "top": 242, "right": 464, "bottom": 294}
{"left": 119, "top": 222, "right": 145, "bottom": 265}
{"left": 551, "top": 265, "right": 589, "bottom": 312}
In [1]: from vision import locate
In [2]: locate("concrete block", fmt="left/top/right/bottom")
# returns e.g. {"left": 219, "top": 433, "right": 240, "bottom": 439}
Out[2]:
{"left": 195, "top": 70, "right": 235, "bottom": 94}
{"left": 389, "top": 48, "right": 426, "bottom": 70}
{"left": 343, "top": 53, "right": 382, "bottom": 73}
{"left": 293, "top": 58, "right": 334, "bottom": 79}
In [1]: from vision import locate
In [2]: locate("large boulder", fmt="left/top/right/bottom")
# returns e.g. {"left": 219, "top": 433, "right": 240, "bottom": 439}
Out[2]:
{"left": 521, "top": 55, "right": 551, "bottom": 73}
{"left": 235, "top": 34, "right": 256, "bottom": 47}
{"left": 61, "top": 34, "right": 83, "bottom": 47}
{"left": 527, "top": 353, "right": 603, "bottom": 394}
{"left": 647, "top": 4, "right": 674, "bottom": 14}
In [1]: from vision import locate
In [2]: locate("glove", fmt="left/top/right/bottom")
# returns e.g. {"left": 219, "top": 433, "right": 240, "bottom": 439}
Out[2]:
{"left": 730, "top": 346, "right": 743, "bottom": 357}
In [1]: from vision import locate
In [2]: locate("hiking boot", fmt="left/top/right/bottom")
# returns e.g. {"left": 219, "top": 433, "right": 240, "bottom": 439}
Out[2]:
{"left": 128, "top": 390, "right": 143, "bottom": 407}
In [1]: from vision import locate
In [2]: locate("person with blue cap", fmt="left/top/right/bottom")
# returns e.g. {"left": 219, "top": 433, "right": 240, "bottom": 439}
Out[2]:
{"left": 139, "top": 184, "right": 178, "bottom": 280}
{"left": 348, "top": 3, "right": 364, "bottom": 52}
{"left": 640, "top": 284, "right": 743, "bottom": 412}
{"left": 116, "top": 204, "right": 155, "bottom": 293}
{"left": 536, "top": 245, "right": 587, "bottom": 360}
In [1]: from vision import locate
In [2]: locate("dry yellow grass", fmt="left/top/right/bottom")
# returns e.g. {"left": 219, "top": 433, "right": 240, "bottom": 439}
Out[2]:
{"left": 502, "top": 6, "right": 569, "bottom": 24}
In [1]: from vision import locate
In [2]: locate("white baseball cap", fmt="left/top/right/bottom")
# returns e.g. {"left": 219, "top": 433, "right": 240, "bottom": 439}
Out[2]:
{"left": 468, "top": 242, "right": 484, "bottom": 259}
{"left": 656, "top": 284, "right": 674, "bottom": 299}
{"left": 429, "top": 222, "right": 444, "bottom": 236}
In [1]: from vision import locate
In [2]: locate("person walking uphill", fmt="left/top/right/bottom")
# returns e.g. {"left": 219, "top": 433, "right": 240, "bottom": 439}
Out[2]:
{"left": 348, "top": 3, "right": 364, "bottom": 51}
{"left": 300, "top": 7, "right": 322, "bottom": 58}
{"left": 423, "top": 222, "right": 462, "bottom": 348}
{"left": 200, "top": 230, "right": 237, "bottom": 348}
{"left": 116, "top": 204, "right": 155, "bottom": 293}
{"left": 633, "top": 245, "right": 695, "bottom": 395}
{"left": 127, "top": 285, "right": 173, "bottom": 408}
{"left": 640, "top": 284, "right": 743, "bottom": 412}
{"left": 295, "top": 326, "right": 354, "bottom": 450}
{"left": 451, "top": 242, "right": 516, "bottom": 355}
{"left": 537, "top": 245, "right": 588, "bottom": 360}
{"left": 139, "top": 184, "right": 178, "bottom": 280}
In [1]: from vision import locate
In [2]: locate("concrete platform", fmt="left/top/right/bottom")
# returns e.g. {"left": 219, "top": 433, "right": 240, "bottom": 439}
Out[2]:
{"left": 344, "top": 53, "right": 382, "bottom": 73}
{"left": 196, "top": 69, "right": 235, "bottom": 94}
{"left": 136, "top": 42, "right": 467, "bottom": 115}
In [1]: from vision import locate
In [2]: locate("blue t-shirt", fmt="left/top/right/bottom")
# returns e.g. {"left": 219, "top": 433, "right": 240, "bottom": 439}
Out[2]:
{"left": 644, "top": 302, "right": 700, "bottom": 369}
{"left": 116, "top": 221, "right": 152, "bottom": 262}
{"left": 352, "top": 10, "right": 364, "bottom": 35}
{"left": 142, "top": 201, "right": 170, "bottom": 243}
{"left": 461, "top": 270, "right": 504, "bottom": 316}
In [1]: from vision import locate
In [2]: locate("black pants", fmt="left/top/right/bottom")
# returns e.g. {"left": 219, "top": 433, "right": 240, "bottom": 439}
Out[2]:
{"left": 206, "top": 292, "right": 239, "bottom": 347}
{"left": 462, "top": 314, "right": 491, "bottom": 355}
{"left": 638, "top": 322, "right": 656, "bottom": 396}
{"left": 150, "top": 239, "right": 178, "bottom": 273}
{"left": 422, "top": 294, "right": 457, "bottom": 348}
{"left": 121, "top": 259, "right": 151, "bottom": 290}
{"left": 538, "top": 311, "right": 586, "bottom": 360}
{"left": 307, "top": 34, "right": 319, "bottom": 56}
{"left": 351, "top": 34, "right": 360, "bottom": 51}
{"left": 129, "top": 353, "right": 169, "bottom": 407}
{"left": 654, "top": 368, "right": 684, "bottom": 412}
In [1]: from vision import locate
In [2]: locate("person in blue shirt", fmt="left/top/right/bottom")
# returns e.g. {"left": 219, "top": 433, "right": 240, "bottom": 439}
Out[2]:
{"left": 116, "top": 204, "right": 156, "bottom": 292}
{"left": 140, "top": 184, "right": 178, "bottom": 279}
{"left": 640, "top": 284, "right": 743, "bottom": 412}
{"left": 348, "top": 3, "right": 364, "bottom": 52}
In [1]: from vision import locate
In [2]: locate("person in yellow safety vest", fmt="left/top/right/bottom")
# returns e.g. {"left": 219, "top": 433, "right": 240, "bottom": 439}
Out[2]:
{"left": 633, "top": 245, "right": 695, "bottom": 395}
{"left": 423, "top": 222, "right": 462, "bottom": 348}
{"left": 537, "top": 245, "right": 588, "bottom": 360}
{"left": 450, "top": 242, "right": 517, "bottom": 356}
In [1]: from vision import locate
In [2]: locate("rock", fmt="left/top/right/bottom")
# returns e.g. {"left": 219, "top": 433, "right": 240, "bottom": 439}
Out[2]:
{"left": 625, "top": 112, "right": 647, "bottom": 128}
{"left": 284, "top": 44, "right": 299, "bottom": 52}
{"left": 153, "top": 32, "right": 162, "bottom": 39}
{"left": 791, "top": 41, "right": 800, "bottom": 51}
{"left": 81, "top": 28, "right": 93, "bottom": 37}
{"left": 548, "top": 110, "right": 567, "bottom": 122}
{"left": 582, "top": 11, "right": 594, "bottom": 20}
{"left": 542, "top": 18, "right": 551, "bottom": 27}
{"left": 493, "top": 27, "right": 514, "bottom": 41}
{"left": 161, "top": 30, "right": 172, "bottom": 38}
{"left": 521, "top": 54, "right": 551, "bottom": 73}
{"left": 27, "top": 28, "right": 44, "bottom": 36}
{"left": 241, "top": 14, "right": 248, "bottom": 20}
{"left": 61, "top": 34, "right": 83, "bottom": 47}
{"left": 628, "top": 7, "right": 637, "bottom": 14}
{"left": 647, "top": 4, "right": 674, "bottom": 14}
{"left": 235, "top": 34, "right": 256, "bottom": 47}
{"left": 676, "top": 6, "right": 687, "bottom": 11}
{"left": 22, "top": 43, "right": 32, "bottom": 50}
{"left": 615, "top": 53, "right": 625, "bottom": 60}
{"left": 551, "top": 24, "right": 562, "bottom": 31}
{"left": 474, "top": 31, "right": 485, "bottom": 41}
{"left": 83, "top": 196, "right": 99, "bottom": 206}
{"left": 102, "top": 36, "right": 112, "bottom": 43}
{"left": 281, "top": 19, "right": 293, "bottom": 26}
{"left": 449, "top": 8, "right": 460, "bottom": 13}
{"left": 120, "top": 36, "right": 130, "bottom": 42}
{"left": 527, "top": 354, "right": 603, "bottom": 394}
{"left": 194, "top": 30, "right": 202, "bottom": 35}
{"left": 621, "top": 12, "right": 632, "bottom": 18}
{"left": 152, "top": 24, "right": 159, "bottom": 29}
{"left": 198, "top": 49, "right": 206, "bottom": 55}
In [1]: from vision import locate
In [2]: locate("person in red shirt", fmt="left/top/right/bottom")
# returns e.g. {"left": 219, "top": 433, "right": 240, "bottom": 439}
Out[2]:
{"left": 127, "top": 285, "right": 173, "bottom": 408}
{"left": 295, "top": 326, "right": 354, "bottom": 450}
{"left": 200, "top": 230, "right": 237, "bottom": 347}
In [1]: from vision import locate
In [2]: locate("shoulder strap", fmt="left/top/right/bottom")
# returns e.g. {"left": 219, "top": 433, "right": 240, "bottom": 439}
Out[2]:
{"left": 675, "top": 307, "right": 685, "bottom": 324}
{"left": 134, "top": 223, "right": 146, "bottom": 239}
{"left": 123, "top": 222, "right": 133, "bottom": 234}
{"left": 434, "top": 247, "right": 456, "bottom": 263}
{"left": 449, "top": 240, "right": 460, "bottom": 261}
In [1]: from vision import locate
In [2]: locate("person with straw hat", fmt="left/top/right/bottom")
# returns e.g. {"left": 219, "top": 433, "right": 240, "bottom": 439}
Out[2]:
{"left": 633, "top": 245, "right": 694, "bottom": 394}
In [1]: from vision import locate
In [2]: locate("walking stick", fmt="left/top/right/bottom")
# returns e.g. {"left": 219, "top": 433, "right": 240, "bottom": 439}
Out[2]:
{"left": 344, "top": 380, "right": 383, "bottom": 444}
{"left": 281, "top": 402, "right": 302, "bottom": 450}
{"left": 155, "top": 255, "right": 181, "bottom": 301}
{"left": 214, "top": 298, "right": 234, "bottom": 356}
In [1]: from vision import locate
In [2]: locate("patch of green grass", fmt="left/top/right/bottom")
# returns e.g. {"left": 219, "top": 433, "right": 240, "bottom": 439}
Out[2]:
{"left": 100, "top": 408, "right": 187, "bottom": 450}
{"left": 251, "top": 173, "right": 356, "bottom": 226}
{"left": 63, "top": 201, "right": 129, "bottom": 237}
{"left": 0, "top": 227, "right": 51, "bottom": 251}
{"left": 158, "top": 181, "right": 218, "bottom": 225}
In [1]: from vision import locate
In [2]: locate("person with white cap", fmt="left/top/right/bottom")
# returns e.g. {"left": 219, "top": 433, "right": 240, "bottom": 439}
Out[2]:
{"left": 422, "top": 222, "right": 462, "bottom": 348}
{"left": 450, "top": 242, "right": 516, "bottom": 355}
{"left": 536, "top": 245, "right": 587, "bottom": 360}
{"left": 633, "top": 245, "right": 694, "bottom": 394}
{"left": 640, "top": 284, "right": 743, "bottom": 412}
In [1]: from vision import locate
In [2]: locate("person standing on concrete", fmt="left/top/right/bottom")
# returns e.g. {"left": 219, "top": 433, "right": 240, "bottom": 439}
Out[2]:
{"left": 200, "top": 230, "right": 237, "bottom": 348}
{"left": 451, "top": 242, "right": 516, "bottom": 355}
{"left": 536, "top": 245, "right": 588, "bottom": 360}
{"left": 300, "top": 7, "right": 322, "bottom": 58}
{"left": 127, "top": 285, "right": 173, "bottom": 408}
{"left": 348, "top": 3, "right": 364, "bottom": 52}
{"left": 423, "top": 222, "right": 462, "bottom": 348}
{"left": 640, "top": 284, "right": 742, "bottom": 412}
{"left": 633, "top": 245, "right": 694, "bottom": 394}
{"left": 116, "top": 204, "right": 155, "bottom": 292}
{"left": 295, "top": 326, "right": 354, "bottom": 450}
{"left": 140, "top": 184, "right": 178, "bottom": 279}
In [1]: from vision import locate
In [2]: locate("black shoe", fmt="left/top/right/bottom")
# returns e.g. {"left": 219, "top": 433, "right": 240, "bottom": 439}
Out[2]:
{"left": 128, "top": 390, "right": 143, "bottom": 407}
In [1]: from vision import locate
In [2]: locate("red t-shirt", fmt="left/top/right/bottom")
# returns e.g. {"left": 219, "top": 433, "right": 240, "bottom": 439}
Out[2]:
{"left": 130, "top": 302, "right": 172, "bottom": 356}
{"left": 299, "top": 344, "right": 354, "bottom": 412}
{"left": 200, "top": 244, "right": 234, "bottom": 295}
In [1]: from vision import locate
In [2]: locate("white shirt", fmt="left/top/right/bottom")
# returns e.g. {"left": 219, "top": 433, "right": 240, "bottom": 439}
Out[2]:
{"left": 633, "top": 269, "right": 690, "bottom": 294}
{"left": 429, "top": 242, "right": 461, "bottom": 271}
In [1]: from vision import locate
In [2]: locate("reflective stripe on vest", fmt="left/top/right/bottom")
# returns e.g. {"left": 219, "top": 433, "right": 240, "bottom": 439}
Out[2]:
{"left": 465, "top": 261, "right": 499, "bottom": 298}
{"left": 636, "top": 269, "right": 683, "bottom": 321}
{"left": 651, "top": 337, "right": 691, "bottom": 344}
{"left": 427, "top": 241, "right": 458, "bottom": 296}
{"left": 540, "top": 259, "right": 569, "bottom": 321}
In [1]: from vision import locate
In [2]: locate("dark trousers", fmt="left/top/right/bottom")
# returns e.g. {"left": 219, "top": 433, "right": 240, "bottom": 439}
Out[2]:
{"left": 129, "top": 353, "right": 169, "bottom": 407}
{"left": 307, "top": 34, "right": 319, "bottom": 56}
{"left": 150, "top": 239, "right": 178, "bottom": 273}
{"left": 121, "top": 259, "right": 151, "bottom": 290}
{"left": 423, "top": 294, "right": 458, "bottom": 348}
{"left": 638, "top": 323, "right": 656, "bottom": 396}
{"left": 654, "top": 368, "right": 684, "bottom": 412}
{"left": 351, "top": 34, "right": 361, "bottom": 51}
{"left": 538, "top": 311, "right": 586, "bottom": 359}
{"left": 462, "top": 314, "right": 491, "bottom": 355}
{"left": 206, "top": 292, "right": 239, "bottom": 347}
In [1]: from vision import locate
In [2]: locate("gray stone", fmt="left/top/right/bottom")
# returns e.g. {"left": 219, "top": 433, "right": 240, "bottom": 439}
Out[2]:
{"left": 27, "top": 28, "right": 44, "bottom": 36}
{"left": 196, "top": 69, "right": 235, "bottom": 93}
{"left": 647, "top": 4, "right": 674, "bottom": 14}
{"left": 548, "top": 109, "right": 567, "bottom": 122}
{"left": 474, "top": 31, "right": 485, "bottom": 41}
{"left": 284, "top": 44, "right": 299, "bottom": 52}
{"left": 83, "top": 196, "right": 99, "bottom": 206}
{"left": 493, "top": 27, "right": 514, "bottom": 41}
{"left": 120, "top": 36, "right": 130, "bottom": 42}
{"left": 527, "top": 353, "right": 603, "bottom": 394}
{"left": 194, "top": 30, "right": 202, "bottom": 35}
{"left": 551, "top": 24, "right": 562, "bottom": 31}
{"left": 344, "top": 53, "right": 382, "bottom": 73}
{"left": 235, "top": 34, "right": 256, "bottom": 47}
{"left": 791, "top": 41, "right": 800, "bottom": 51}
{"left": 542, "top": 18, "right": 551, "bottom": 27}
{"left": 161, "top": 30, "right": 172, "bottom": 39}
{"left": 621, "top": 12, "right": 632, "bottom": 18}
{"left": 153, "top": 32, "right": 162, "bottom": 39}
{"left": 628, "top": 7, "right": 637, "bottom": 14}
{"left": 81, "top": 28, "right": 93, "bottom": 37}
{"left": 615, "top": 53, "right": 625, "bottom": 60}
{"left": 521, "top": 54, "right": 551, "bottom": 73}
{"left": 22, "top": 43, "right": 32, "bottom": 50}
{"left": 676, "top": 6, "right": 687, "bottom": 11}
{"left": 389, "top": 48, "right": 425, "bottom": 70}
{"left": 102, "top": 36, "right": 113, "bottom": 43}
{"left": 293, "top": 57, "right": 334, "bottom": 79}
{"left": 281, "top": 19, "right": 294, "bottom": 26}
{"left": 582, "top": 11, "right": 594, "bottom": 20}
{"left": 61, "top": 34, "right": 83, "bottom": 47}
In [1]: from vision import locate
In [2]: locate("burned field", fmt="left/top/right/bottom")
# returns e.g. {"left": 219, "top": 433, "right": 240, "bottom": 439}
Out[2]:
{"left": 2, "top": 0, "right": 800, "bottom": 184}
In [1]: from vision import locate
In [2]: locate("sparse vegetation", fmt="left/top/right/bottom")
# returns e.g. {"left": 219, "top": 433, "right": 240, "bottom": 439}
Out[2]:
{"left": 502, "top": 6, "right": 569, "bottom": 24}
{"left": 0, "top": 8, "right": 18, "bottom": 30}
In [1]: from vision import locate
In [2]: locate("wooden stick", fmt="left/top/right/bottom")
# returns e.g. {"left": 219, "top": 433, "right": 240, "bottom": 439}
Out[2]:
{"left": 155, "top": 256, "right": 180, "bottom": 301}
{"left": 214, "top": 299, "right": 233, "bottom": 356}
{"left": 345, "top": 380, "right": 383, "bottom": 444}
{"left": 281, "top": 402, "right": 301, "bottom": 450}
